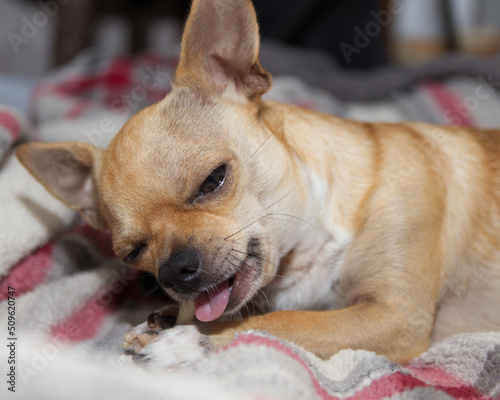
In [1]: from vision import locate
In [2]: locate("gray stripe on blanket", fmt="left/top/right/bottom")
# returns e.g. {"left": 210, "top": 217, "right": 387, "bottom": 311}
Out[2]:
{"left": 320, "top": 354, "right": 400, "bottom": 396}
{"left": 474, "top": 344, "right": 500, "bottom": 398}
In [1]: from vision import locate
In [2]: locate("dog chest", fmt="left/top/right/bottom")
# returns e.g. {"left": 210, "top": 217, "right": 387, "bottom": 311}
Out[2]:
{"left": 263, "top": 238, "right": 350, "bottom": 312}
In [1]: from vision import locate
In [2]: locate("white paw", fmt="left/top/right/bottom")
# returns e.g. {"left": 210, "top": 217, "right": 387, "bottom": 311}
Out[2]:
{"left": 132, "top": 325, "right": 207, "bottom": 372}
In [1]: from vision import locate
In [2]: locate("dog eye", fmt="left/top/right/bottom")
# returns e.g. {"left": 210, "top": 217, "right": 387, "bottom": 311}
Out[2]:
{"left": 124, "top": 244, "right": 146, "bottom": 263}
{"left": 199, "top": 164, "right": 227, "bottom": 196}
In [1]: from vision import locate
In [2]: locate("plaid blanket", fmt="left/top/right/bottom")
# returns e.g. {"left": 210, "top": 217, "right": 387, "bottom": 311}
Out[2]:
{"left": 1, "top": 51, "right": 500, "bottom": 400}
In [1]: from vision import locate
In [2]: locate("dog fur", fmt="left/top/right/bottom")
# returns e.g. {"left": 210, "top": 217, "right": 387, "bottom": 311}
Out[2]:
{"left": 16, "top": 0, "right": 500, "bottom": 369}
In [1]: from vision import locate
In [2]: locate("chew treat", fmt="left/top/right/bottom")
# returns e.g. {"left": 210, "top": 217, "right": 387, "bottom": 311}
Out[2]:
{"left": 176, "top": 301, "right": 195, "bottom": 325}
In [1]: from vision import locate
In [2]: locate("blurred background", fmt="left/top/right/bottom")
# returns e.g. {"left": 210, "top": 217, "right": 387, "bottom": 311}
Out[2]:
{"left": 3, "top": 0, "right": 500, "bottom": 120}
{"left": 1, "top": 0, "right": 500, "bottom": 77}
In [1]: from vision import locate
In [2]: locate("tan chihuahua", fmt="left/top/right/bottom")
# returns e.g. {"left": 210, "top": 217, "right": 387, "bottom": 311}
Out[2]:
{"left": 17, "top": 0, "right": 500, "bottom": 370}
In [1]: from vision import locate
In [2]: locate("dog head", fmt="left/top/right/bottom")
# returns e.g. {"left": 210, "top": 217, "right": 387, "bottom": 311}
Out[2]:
{"left": 16, "top": 0, "right": 306, "bottom": 321}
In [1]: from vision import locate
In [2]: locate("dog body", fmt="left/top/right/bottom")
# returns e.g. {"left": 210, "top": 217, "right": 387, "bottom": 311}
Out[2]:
{"left": 17, "top": 0, "right": 500, "bottom": 369}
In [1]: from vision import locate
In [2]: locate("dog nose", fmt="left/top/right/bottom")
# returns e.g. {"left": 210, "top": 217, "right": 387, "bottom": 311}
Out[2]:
{"left": 157, "top": 249, "right": 202, "bottom": 293}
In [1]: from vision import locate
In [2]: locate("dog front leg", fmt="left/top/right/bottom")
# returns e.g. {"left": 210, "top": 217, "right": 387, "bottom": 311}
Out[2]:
{"left": 206, "top": 299, "right": 434, "bottom": 364}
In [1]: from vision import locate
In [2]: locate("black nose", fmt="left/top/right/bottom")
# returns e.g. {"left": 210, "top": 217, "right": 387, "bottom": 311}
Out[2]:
{"left": 157, "top": 249, "right": 202, "bottom": 293}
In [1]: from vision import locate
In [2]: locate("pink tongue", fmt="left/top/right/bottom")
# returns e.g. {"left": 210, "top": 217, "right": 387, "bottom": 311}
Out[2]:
{"left": 194, "top": 280, "right": 230, "bottom": 322}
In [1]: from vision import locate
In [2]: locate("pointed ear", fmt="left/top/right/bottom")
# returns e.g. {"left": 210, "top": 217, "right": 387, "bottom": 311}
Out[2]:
{"left": 16, "top": 142, "right": 108, "bottom": 230}
{"left": 175, "top": 0, "right": 271, "bottom": 101}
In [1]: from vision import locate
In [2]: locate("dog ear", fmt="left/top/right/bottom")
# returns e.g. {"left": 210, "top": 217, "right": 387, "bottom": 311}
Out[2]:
{"left": 175, "top": 0, "right": 271, "bottom": 101}
{"left": 16, "top": 142, "right": 107, "bottom": 230}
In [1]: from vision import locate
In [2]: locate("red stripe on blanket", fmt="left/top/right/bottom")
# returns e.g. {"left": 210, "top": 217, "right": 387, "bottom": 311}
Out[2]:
{"left": 423, "top": 81, "right": 475, "bottom": 127}
{"left": 50, "top": 59, "right": 132, "bottom": 101}
{"left": 0, "top": 243, "right": 54, "bottom": 301}
{"left": 50, "top": 288, "right": 116, "bottom": 343}
{"left": 106, "top": 58, "right": 134, "bottom": 87}
{"left": 0, "top": 110, "right": 21, "bottom": 139}
{"left": 349, "top": 372, "right": 425, "bottom": 400}
{"left": 404, "top": 365, "right": 490, "bottom": 400}
{"left": 351, "top": 371, "right": 488, "bottom": 399}
{"left": 404, "top": 365, "right": 468, "bottom": 388}
{"left": 54, "top": 77, "right": 101, "bottom": 96}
